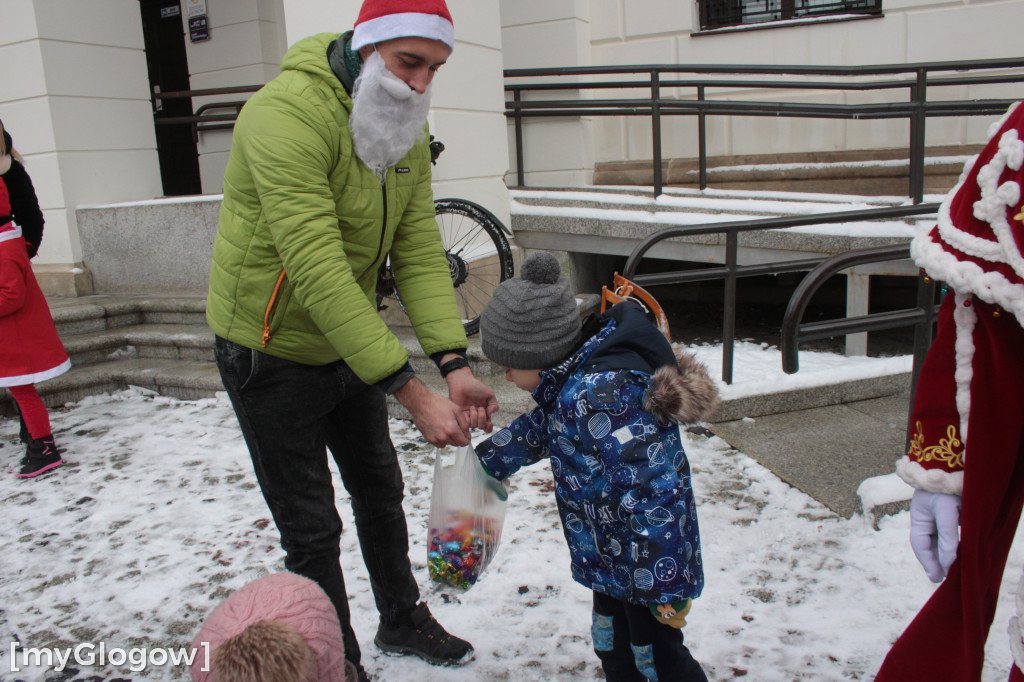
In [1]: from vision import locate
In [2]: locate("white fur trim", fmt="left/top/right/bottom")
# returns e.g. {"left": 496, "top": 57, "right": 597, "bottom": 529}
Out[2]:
{"left": 952, "top": 292, "right": 976, "bottom": 448}
{"left": 0, "top": 154, "right": 11, "bottom": 175}
{"left": 1011, "top": 566, "right": 1024, "bottom": 673}
{"left": 895, "top": 455, "right": 964, "bottom": 496}
{"left": 980, "top": 130, "right": 1024, "bottom": 276}
{"left": 1009, "top": 616, "right": 1024, "bottom": 675}
{"left": 0, "top": 358, "right": 71, "bottom": 387}
{"left": 912, "top": 230, "right": 1024, "bottom": 326}
{"left": 0, "top": 224, "right": 23, "bottom": 241}
{"left": 1017, "top": 572, "right": 1024, "bottom": 633}
{"left": 935, "top": 129, "right": 1024, "bottom": 271}
{"left": 351, "top": 12, "right": 454, "bottom": 50}
{"left": 934, "top": 177, "right": 1002, "bottom": 262}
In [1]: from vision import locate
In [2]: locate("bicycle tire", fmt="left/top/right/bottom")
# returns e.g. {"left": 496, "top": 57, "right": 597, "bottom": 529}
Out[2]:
{"left": 432, "top": 198, "right": 515, "bottom": 336}
{"left": 377, "top": 199, "right": 515, "bottom": 336}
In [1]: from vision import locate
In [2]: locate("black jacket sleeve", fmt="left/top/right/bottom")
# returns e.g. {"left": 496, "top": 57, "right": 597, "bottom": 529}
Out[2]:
{"left": 2, "top": 158, "right": 44, "bottom": 258}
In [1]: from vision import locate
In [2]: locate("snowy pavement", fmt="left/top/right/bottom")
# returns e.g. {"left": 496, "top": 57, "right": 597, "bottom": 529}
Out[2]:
{"left": 1, "top": 385, "right": 1023, "bottom": 681}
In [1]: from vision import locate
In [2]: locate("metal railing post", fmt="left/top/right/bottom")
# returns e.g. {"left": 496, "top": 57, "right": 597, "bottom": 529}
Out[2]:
{"left": 722, "top": 230, "right": 738, "bottom": 384}
{"left": 909, "top": 69, "right": 928, "bottom": 204}
{"left": 652, "top": 70, "right": 664, "bottom": 198}
{"left": 514, "top": 90, "right": 526, "bottom": 187}
{"left": 698, "top": 85, "right": 708, "bottom": 190}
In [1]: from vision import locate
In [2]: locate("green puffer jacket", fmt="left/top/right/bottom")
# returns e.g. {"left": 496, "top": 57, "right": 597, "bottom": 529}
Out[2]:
{"left": 207, "top": 33, "right": 466, "bottom": 385}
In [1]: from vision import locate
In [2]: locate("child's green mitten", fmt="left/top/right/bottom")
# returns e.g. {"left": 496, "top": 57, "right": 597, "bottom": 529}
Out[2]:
{"left": 649, "top": 599, "right": 691, "bottom": 629}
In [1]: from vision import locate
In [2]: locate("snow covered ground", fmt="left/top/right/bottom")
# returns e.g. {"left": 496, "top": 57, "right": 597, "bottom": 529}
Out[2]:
{"left": 1, "top": 342, "right": 1023, "bottom": 681}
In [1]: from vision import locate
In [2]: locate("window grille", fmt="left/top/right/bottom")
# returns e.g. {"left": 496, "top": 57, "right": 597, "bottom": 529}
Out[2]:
{"left": 699, "top": 0, "right": 881, "bottom": 31}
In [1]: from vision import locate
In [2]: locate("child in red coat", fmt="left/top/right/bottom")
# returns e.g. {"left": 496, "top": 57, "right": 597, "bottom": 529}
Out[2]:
{"left": 0, "top": 176, "right": 69, "bottom": 477}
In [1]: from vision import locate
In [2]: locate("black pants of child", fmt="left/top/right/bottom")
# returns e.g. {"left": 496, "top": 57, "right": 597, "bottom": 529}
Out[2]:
{"left": 592, "top": 592, "right": 707, "bottom": 682}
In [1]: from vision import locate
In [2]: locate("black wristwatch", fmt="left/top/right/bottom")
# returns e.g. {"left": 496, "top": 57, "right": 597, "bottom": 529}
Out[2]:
{"left": 439, "top": 356, "right": 471, "bottom": 378}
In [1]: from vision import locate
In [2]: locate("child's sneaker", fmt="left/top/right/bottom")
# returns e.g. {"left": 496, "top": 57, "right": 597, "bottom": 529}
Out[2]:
{"left": 374, "top": 602, "right": 474, "bottom": 666}
{"left": 13, "top": 435, "right": 62, "bottom": 478}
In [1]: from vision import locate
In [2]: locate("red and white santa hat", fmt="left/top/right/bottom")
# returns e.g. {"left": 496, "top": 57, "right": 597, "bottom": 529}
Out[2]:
{"left": 351, "top": 0, "right": 454, "bottom": 52}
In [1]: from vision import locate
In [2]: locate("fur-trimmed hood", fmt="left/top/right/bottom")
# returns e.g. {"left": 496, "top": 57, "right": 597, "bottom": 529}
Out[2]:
{"left": 576, "top": 301, "right": 720, "bottom": 425}
{"left": 644, "top": 346, "right": 721, "bottom": 425}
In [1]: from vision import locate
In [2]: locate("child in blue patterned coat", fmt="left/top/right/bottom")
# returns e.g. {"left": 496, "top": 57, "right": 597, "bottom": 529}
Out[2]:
{"left": 474, "top": 252, "right": 720, "bottom": 681}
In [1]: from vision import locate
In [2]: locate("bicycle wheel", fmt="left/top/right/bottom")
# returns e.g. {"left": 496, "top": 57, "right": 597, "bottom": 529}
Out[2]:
{"left": 433, "top": 198, "right": 515, "bottom": 336}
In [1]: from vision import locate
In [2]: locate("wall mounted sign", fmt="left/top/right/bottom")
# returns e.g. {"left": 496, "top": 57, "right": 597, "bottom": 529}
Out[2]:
{"left": 186, "top": 0, "right": 208, "bottom": 17}
{"left": 189, "top": 14, "right": 210, "bottom": 42}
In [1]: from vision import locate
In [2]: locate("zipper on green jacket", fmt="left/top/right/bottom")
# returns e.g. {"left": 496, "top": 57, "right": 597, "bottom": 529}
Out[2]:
{"left": 357, "top": 181, "right": 389, "bottom": 284}
{"left": 262, "top": 270, "right": 287, "bottom": 347}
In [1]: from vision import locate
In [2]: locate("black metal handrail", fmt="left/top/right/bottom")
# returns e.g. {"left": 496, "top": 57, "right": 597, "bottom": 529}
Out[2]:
{"left": 781, "top": 244, "right": 938, "bottom": 375}
{"left": 781, "top": 244, "right": 941, "bottom": 448}
{"left": 151, "top": 85, "right": 262, "bottom": 139}
{"left": 620, "top": 203, "right": 940, "bottom": 384}
{"left": 505, "top": 57, "right": 1024, "bottom": 201}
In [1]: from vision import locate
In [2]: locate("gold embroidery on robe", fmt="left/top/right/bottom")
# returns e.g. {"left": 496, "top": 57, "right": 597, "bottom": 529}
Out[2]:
{"left": 908, "top": 421, "right": 964, "bottom": 469}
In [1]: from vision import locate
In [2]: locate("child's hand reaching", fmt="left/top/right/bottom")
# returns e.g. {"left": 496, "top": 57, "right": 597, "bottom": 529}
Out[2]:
{"left": 446, "top": 367, "right": 498, "bottom": 432}
{"left": 475, "top": 458, "right": 509, "bottom": 501}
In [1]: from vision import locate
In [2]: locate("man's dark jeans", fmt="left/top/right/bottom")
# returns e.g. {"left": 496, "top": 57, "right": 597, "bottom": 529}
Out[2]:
{"left": 214, "top": 336, "right": 420, "bottom": 666}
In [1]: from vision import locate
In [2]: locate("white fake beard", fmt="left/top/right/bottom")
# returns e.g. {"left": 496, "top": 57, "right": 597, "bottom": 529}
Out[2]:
{"left": 349, "top": 51, "right": 432, "bottom": 182}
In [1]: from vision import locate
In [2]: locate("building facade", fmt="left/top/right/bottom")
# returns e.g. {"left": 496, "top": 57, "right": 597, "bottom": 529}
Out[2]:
{"left": 1, "top": 0, "right": 1021, "bottom": 295}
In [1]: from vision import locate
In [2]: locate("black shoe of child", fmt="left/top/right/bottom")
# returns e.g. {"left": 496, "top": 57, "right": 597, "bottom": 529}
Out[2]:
{"left": 13, "top": 435, "right": 62, "bottom": 478}
{"left": 374, "top": 602, "right": 474, "bottom": 666}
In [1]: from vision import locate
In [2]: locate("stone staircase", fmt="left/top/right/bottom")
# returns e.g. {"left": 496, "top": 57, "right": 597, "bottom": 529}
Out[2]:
{"left": 1, "top": 296, "right": 223, "bottom": 414}
{"left": 0, "top": 294, "right": 545, "bottom": 426}
{"left": 592, "top": 146, "right": 978, "bottom": 197}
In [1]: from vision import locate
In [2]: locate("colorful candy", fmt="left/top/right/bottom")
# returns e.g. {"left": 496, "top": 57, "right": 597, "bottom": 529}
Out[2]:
{"left": 428, "top": 510, "right": 501, "bottom": 589}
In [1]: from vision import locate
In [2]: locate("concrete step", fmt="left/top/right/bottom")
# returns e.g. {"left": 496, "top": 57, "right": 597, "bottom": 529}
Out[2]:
{"left": 61, "top": 323, "right": 215, "bottom": 367}
{"left": 710, "top": 388, "right": 914, "bottom": 521}
{"left": 48, "top": 294, "right": 208, "bottom": 337}
{"left": 591, "top": 146, "right": 978, "bottom": 197}
{"left": 6, "top": 358, "right": 224, "bottom": 411}
{"left": 509, "top": 187, "right": 931, "bottom": 282}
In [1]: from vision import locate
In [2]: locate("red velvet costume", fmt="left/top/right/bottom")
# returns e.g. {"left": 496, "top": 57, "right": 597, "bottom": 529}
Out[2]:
{"left": 0, "top": 178, "right": 69, "bottom": 388}
{"left": 876, "top": 101, "right": 1024, "bottom": 680}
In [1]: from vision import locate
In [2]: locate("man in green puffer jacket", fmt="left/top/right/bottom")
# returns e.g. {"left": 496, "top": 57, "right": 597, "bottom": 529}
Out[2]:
{"left": 206, "top": 1, "right": 497, "bottom": 678}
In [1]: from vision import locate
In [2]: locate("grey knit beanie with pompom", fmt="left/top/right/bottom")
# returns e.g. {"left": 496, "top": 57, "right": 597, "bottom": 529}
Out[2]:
{"left": 480, "top": 251, "right": 582, "bottom": 369}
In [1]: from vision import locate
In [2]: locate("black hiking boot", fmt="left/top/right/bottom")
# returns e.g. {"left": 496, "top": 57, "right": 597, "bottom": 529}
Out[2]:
{"left": 374, "top": 602, "right": 474, "bottom": 666}
{"left": 13, "top": 435, "right": 62, "bottom": 478}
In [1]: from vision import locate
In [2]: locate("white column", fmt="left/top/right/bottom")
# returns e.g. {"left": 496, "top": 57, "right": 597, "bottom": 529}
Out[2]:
{"left": 0, "top": 0, "right": 162, "bottom": 295}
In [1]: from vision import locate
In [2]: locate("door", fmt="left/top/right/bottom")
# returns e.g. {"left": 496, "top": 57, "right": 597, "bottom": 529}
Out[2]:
{"left": 139, "top": 0, "right": 202, "bottom": 196}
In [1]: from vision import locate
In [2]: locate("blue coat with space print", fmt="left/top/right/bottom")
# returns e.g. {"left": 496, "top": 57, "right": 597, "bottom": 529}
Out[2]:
{"left": 476, "top": 301, "right": 717, "bottom": 606}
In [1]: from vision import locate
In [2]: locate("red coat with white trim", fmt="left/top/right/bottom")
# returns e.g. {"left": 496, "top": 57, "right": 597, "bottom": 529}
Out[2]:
{"left": 896, "top": 101, "right": 1024, "bottom": 495}
{"left": 0, "top": 177, "right": 69, "bottom": 387}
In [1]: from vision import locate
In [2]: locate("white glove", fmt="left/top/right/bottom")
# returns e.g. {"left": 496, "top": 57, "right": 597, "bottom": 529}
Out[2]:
{"left": 909, "top": 489, "right": 962, "bottom": 583}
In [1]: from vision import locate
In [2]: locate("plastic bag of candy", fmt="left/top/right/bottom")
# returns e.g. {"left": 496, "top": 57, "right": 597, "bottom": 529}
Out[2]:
{"left": 427, "top": 445, "right": 507, "bottom": 590}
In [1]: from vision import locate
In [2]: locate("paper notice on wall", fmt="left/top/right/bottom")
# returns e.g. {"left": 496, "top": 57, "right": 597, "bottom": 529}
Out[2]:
{"left": 185, "top": 0, "right": 207, "bottom": 18}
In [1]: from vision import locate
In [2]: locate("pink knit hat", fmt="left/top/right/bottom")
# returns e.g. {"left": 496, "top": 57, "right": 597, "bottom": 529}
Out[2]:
{"left": 191, "top": 572, "right": 350, "bottom": 682}
{"left": 351, "top": 0, "right": 454, "bottom": 51}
